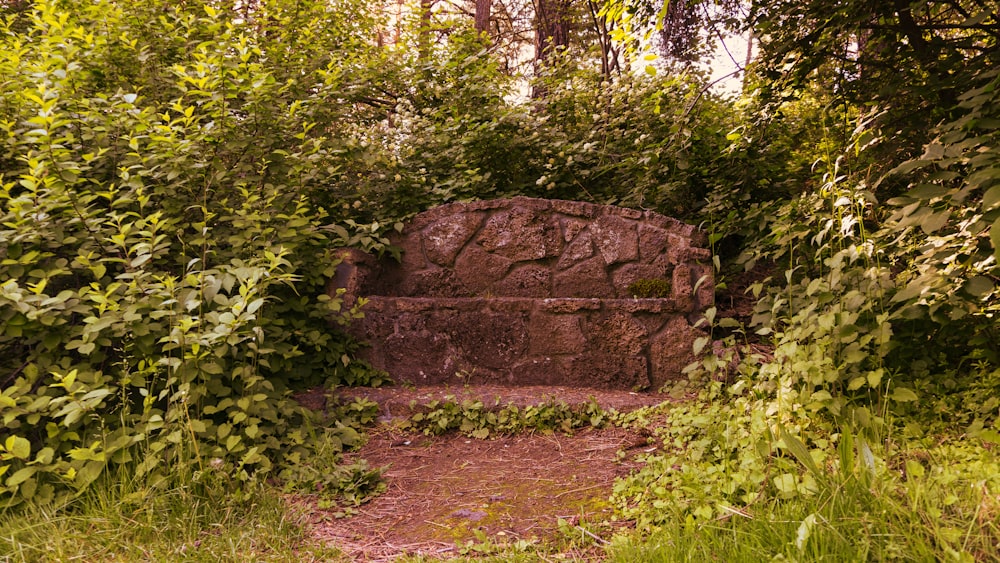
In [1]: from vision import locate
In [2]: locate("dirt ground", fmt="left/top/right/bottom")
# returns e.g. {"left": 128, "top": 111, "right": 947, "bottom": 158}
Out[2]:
{"left": 299, "top": 385, "right": 675, "bottom": 561}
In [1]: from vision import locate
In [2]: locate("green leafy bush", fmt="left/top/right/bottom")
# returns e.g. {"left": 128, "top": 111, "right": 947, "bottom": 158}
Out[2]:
{"left": 0, "top": 0, "right": 388, "bottom": 506}
{"left": 404, "top": 397, "right": 609, "bottom": 439}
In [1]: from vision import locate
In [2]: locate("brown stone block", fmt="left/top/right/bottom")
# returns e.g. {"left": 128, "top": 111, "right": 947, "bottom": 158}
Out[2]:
{"left": 494, "top": 264, "right": 552, "bottom": 297}
{"left": 328, "top": 248, "right": 377, "bottom": 307}
{"left": 404, "top": 201, "right": 466, "bottom": 231}
{"left": 689, "top": 247, "right": 712, "bottom": 260}
{"left": 612, "top": 299, "right": 679, "bottom": 315}
{"left": 671, "top": 264, "right": 693, "bottom": 298}
{"left": 555, "top": 230, "right": 595, "bottom": 270}
{"left": 477, "top": 207, "right": 563, "bottom": 262}
{"left": 486, "top": 297, "right": 534, "bottom": 313}
{"left": 510, "top": 356, "right": 575, "bottom": 386}
{"left": 539, "top": 298, "right": 602, "bottom": 313}
{"left": 399, "top": 268, "right": 472, "bottom": 297}
{"left": 354, "top": 295, "right": 391, "bottom": 315}
{"left": 603, "top": 206, "right": 643, "bottom": 220}
{"left": 560, "top": 217, "right": 590, "bottom": 243}
{"left": 689, "top": 228, "right": 708, "bottom": 246}
{"left": 588, "top": 311, "right": 648, "bottom": 356}
{"left": 553, "top": 256, "right": 614, "bottom": 298}
{"left": 665, "top": 234, "right": 691, "bottom": 263}
{"left": 642, "top": 211, "right": 690, "bottom": 234}
{"left": 393, "top": 298, "right": 441, "bottom": 314}
{"left": 569, "top": 354, "right": 650, "bottom": 389}
{"left": 423, "top": 212, "right": 484, "bottom": 267}
{"left": 551, "top": 199, "right": 597, "bottom": 218}
{"left": 348, "top": 308, "right": 392, "bottom": 346}
{"left": 642, "top": 213, "right": 669, "bottom": 231}
{"left": 331, "top": 197, "right": 713, "bottom": 391}
{"left": 394, "top": 236, "right": 428, "bottom": 273}
{"left": 382, "top": 331, "right": 457, "bottom": 383}
{"left": 692, "top": 262, "right": 715, "bottom": 310}
{"left": 508, "top": 196, "right": 553, "bottom": 210}
{"left": 448, "top": 312, "right": 529, "bottom": 369}
{"left": 638, "top": 224, "right": 669, "bottom": 263}
{"left": 454, "top": 244, "right": 513, "bottom": 294}
{"left": 675, "top": 295, "right": 695, "bottom": 312}
{"left": 611, "top": 263, "right": 669, "bottom": 297}
{"left": 528, "top": 312, "right": 585, "bottom": 354}
{"left": 651, "top": 253, "right": 676, "bottom": 277}
{"left": 649, "top": 317, "right": 703, "bottom": 389}
{"left": 591, "top": 215, "right": 639, "bottom": 265}
{"left": 628, "top": 310, "right": 672, "bottom": 334}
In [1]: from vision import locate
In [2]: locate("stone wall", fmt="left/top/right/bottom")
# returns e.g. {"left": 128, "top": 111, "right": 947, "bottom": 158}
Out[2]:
{"left": 334, "top": 197, "right": 713, "bottom": 390}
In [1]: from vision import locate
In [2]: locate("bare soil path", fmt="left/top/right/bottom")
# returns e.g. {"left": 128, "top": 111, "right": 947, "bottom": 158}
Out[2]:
{"left": 298, "top": 385, "right": 676, "bottom": 561}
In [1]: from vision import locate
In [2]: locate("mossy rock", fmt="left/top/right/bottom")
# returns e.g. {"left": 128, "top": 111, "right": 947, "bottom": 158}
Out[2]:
{"left": 626, "top": 278, "right": 671, "bottom": 298}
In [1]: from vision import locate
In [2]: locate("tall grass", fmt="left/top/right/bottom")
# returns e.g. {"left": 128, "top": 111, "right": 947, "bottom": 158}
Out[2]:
{"left": 608, "top": 428, "right": 1000, "bottom": 563}
{"left": 0, "top": 464, "right": 340, "bottom": 562}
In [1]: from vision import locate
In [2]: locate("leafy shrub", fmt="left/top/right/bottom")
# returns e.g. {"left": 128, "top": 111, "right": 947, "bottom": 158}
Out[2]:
{"left": 0, "top": 0, "right": 388, "bottom": 506}
{"left": 404, "top": 398, "right": 609, "bottom": 439}
{"left": 331, "top": 49, "right": 741, "bottom": 223}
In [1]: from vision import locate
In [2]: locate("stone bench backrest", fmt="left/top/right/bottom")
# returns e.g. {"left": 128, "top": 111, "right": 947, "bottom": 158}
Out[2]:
{"left": 336, "top": 197, "right": 713, "bottom": 312}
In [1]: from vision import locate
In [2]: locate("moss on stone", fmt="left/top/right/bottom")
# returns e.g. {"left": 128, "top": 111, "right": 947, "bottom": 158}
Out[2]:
{"left": 626, "top": 278, "right": 671, "bottom": 298}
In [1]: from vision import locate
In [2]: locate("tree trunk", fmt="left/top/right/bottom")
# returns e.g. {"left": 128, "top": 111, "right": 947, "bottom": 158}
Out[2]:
{"left": 475, "top": 0, "right": 492, "bottom": 38}
{"left": 587, "top": 0, "right": 619, "bottom": 80}
{"left": 534, "top": 0, "right": 571, "bottom": 64}
{"left": 418, "top": 0, "right": 434, "bottom": 61}
{"left": 742, "top": 29, "right": 753, "bottom": 89}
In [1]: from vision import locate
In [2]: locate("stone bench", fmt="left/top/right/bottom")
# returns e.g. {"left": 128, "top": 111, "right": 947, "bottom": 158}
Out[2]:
{"left": 333, "top": 197, "right": 713, "bottom": 390}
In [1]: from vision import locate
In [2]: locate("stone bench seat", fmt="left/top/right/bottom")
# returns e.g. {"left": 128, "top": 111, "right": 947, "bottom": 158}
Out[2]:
{"left": 356, "top": 296, "right": 699, "bottom": 389}
{"left": 333, "top": 197, "right": 713, "bottom": 390}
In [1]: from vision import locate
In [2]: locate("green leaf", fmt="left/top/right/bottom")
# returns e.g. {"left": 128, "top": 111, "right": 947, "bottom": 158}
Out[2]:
{"left": 247, "top": 298, "right": 265, "bottom": 314}
{"left": 991, "top": 216, "right": 1000, "bottom": 263}
{"left": 5, "top": 436, "right": 30, "bottom": 460}
{"left": 867, "top": 369, "right": 883, "bottom": 388}
{"left": 892, "top": 278, "right": 927, "bottom": 303}
{"left": 838, "top": 429, "right": 854, "bottom": 476}
{"left": 68, "top": 446, "right": 105, "bottom": 462}
{"left": 886, "top": 159, "right": 929, "bottom": 179}
{"left": 857, "top": 436, "right": 876, "bottom": 479}
{"left": 965, "top": 276, "right": 994, "bottom": 297}
{"left": 773, "top": 473, "right": 797, "bottom": 495}
{"left": 920, "top": 210, "right": 950, "bottom": 234}
{"left": 717, "top": 317, "right": 741, "bottom": 329}
{"left": 923, "top": 142, "right": 945, "bottom": 160}
{"left": 847, "top": 376, "right": 866, "bottom": 391}
{"left": 974, "top": 429, "right": 1000, "bottom": 445}
{"left": 983, "top": 186, "right": 1000, "bottom": 211}
{"left": 779, "top": 426, "right": 821, "bottom": 478}
{"left": 795, "top": 514, "right": 817, "bottom": 553}
{"left": 75, "top": 461, "right": 106, "bottom": 490}
{"left": 844, "top": 345, "right": 866, "bottom": 364}
{"left": 890, "top": 387, "right": 918, "bottom": 402}
{"left": 908, "top": 183, "right": 949, "bottom": 199}
{"left": 6, "top": 467, "right": 37, "bottom": 487}
{"left": 905, "top": 460, "right": 925, "bottom": 479}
